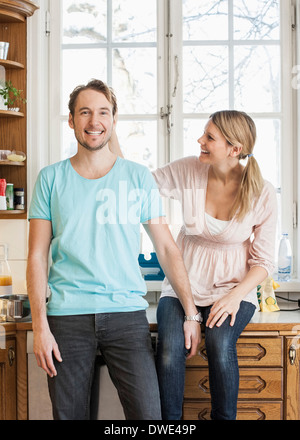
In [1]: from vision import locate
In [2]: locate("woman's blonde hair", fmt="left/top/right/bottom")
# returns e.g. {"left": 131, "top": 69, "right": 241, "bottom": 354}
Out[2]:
{"left": 210, "top": 110, "right": 264, "bottom": 221}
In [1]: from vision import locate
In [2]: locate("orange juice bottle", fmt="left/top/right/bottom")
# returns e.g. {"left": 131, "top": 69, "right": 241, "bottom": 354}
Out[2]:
{"left": 0, "top": 243, "right": 12, "bottom": 295}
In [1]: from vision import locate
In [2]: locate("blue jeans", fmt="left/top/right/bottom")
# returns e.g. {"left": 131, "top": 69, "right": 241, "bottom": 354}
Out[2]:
{"left": 47, "top": 311, "right": 161, "bottom": 420}
{"left": 156, "top": 296, "right": 255, "bottom": 420}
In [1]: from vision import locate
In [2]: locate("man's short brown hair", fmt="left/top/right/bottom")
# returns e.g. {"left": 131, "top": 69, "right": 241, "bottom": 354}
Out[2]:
{"left": 68, "top": 79, "right": 118, "bottom": 117}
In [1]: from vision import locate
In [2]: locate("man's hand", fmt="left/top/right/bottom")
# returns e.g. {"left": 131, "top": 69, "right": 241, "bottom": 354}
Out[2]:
{"left": 33, "top": 328, "right": 62, "bottom": 377}
{"left": 184, "top": 320, "right": 201, "bottom": 359}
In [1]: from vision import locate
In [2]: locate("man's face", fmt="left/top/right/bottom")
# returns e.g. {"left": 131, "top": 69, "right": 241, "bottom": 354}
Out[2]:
{"left": 68, "top": 89, "right": 116, "bottom": 152}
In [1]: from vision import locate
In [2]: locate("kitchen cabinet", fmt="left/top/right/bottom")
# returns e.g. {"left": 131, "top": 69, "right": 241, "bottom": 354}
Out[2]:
{"left": 183, "top": 320, "right": 300, "bottom": 420}
{"left": 0, "top": 0, "right": 38, "bottom": 219}
{"left": 0, "top": 335, "right": 16, "bottom": 420}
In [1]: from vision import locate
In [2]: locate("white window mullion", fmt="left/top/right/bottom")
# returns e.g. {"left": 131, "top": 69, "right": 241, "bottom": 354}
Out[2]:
{"left": 280, "top": 0, "right": 295, "bottom": 248}
{"left": 49, "top": 0, "right": 63, "bottom": 165}
{"left": 169, "top": 0, "right": 183, "bottom": 163}
{"left": 228, "top": 0, "right": 235, "bottom": 108}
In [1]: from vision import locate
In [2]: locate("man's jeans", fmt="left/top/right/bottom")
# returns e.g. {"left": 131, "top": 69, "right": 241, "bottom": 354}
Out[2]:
{"left": 156, "top": 296, "right": 255, "bottom": 420}
{"left": 47, "top": 310, "right": 161, "bottom": 420}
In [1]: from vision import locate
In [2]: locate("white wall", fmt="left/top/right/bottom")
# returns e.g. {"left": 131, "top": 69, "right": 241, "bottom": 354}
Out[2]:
{"left": 0, "top": 220, "right": 28, "bottom": 293}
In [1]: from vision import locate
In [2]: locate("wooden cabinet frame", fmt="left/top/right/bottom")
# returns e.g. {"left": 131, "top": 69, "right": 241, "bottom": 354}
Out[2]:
{"left": 0, "top": 0, "right": 38, "bottom": 219}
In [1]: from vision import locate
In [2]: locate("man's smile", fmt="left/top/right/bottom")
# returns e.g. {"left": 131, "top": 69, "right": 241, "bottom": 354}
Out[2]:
{"left": 85, "top": 130, "right": 104, "bottom": 135}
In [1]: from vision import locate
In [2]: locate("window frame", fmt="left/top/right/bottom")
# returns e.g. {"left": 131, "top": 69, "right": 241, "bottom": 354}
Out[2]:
{"left": 27, "top": 0, "right": 299, "bottom": 280}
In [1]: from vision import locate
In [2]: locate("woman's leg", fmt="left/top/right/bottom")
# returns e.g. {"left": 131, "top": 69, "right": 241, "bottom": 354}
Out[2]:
{"left": 202, "top": 301, "right": 256, "bottom": 420}
{"left": 156, "top": 296, "right": 189, "bottom": 420}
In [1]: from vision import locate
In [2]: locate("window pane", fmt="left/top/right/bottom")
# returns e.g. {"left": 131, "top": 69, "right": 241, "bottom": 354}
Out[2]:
{"left": 254, "top": 119, "right": 281, "bottom": 188}
{"left": 112, "top": 48, "right": 157, "bottom": 114}
{"left": 183, "top": 119, "right": 206, "bottom": 157}
{"left": 62, "top": 48, "right": 107, "bottom": 114}
{"left": 234, "top": 0, "right": 280, "bottom": 40}
{"left": 63, "top": 0, "right": 107, "bottom": 44}
{"left": 183, "top": 46, "right": 229, "bottom": 113}
{"left": 112, "top": 0, "right": 156, "bottom": 42}
{"left": 116, "top": 120, "right": 157, "bottom": 170}
{"left": 183, "top": 0, "right": 228, "bottom": 40}
{"left": 62, "top": 121, "right": 77, "bottom": 160}
{"left": 234, "top": 46, "right": 281, "bottom": 112}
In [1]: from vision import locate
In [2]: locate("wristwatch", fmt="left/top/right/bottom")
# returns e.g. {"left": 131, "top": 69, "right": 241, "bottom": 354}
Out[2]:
{"left": 184, "top": 312, "right": 202, "bottom": 324}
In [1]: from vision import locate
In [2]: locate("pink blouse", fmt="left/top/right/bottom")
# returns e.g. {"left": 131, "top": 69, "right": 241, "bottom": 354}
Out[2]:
{"left": 153, "top": 156, "right": 277, "bottom": 307}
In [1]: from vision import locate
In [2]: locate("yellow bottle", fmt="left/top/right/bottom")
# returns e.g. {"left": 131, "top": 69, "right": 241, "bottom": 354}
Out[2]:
{"left": 0, "top": 243, "right": 12, "bottom": 295}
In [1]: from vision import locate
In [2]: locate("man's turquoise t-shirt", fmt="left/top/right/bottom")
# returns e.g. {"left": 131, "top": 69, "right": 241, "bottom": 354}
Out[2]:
{"left": 28, "top": 157, "right": 164, "bottom": 316}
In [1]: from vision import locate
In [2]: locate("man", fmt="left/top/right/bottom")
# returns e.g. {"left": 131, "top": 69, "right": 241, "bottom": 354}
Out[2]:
{"left": 26, "top": 79, "right": 200, "bottom": 420}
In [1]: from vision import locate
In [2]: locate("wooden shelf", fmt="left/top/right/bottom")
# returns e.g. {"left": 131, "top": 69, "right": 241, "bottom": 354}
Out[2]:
{"left": 0, "top": 109, "right": 24, "bottom": 117}
{"left": 0, "top": 1, "right": 38, "bottom": 221}
{"left": 0, "top": 1, "right": 38, "bottom": 23}
{"left": 0, "top": 210, "right": 26, "bottom": 220}
{"left": 0, "top": 210, "right": 25, "bottom": 214}
{"left": 0, "top": 160, "right": 25, "bottom": 166}
{"left": 0, "top": 59, "right": 24, "bottom": 69}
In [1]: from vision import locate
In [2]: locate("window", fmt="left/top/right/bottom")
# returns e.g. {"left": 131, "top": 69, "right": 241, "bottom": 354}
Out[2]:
{"left": 47, "top": 0, "right": 296, "bottom": 270}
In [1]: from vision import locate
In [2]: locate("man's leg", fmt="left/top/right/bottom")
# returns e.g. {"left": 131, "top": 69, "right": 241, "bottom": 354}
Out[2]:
{"left": 97, "top": 310, "right": 161, "bottom": 420}
{"left": 47, "top": 314, "right": 97, "bottom": 420}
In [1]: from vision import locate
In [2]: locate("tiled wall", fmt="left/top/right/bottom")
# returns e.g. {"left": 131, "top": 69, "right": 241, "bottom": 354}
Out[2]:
{"left": 0, "top": 219, "right": 28, "bottom": 294}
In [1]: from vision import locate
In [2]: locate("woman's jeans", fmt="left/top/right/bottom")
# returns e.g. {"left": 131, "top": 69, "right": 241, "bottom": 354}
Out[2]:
{"left": 47, "top": 311, "right": 161, "bottom": 420}
{"left": 156, "top": 296, "right": 255, "bottom": 420}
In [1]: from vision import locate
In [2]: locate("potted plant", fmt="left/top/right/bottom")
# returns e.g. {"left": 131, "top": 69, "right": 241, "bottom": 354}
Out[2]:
{"left": 0, "top": 80, "right": 26, "bottom": 111}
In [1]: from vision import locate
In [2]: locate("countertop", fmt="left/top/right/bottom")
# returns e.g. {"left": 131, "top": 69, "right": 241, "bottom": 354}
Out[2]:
{"left": 1, "top": 309, "right": 300, "bottom": 335}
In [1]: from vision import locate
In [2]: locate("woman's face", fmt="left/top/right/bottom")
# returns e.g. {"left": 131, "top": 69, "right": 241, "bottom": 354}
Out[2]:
{"left": 197, "top": 119, "right": 234, "bottom": 164}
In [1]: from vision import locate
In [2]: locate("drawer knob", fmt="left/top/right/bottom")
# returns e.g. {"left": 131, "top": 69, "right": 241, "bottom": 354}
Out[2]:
{"left": 289, "top": 344, "right": 296, "bottom": 366}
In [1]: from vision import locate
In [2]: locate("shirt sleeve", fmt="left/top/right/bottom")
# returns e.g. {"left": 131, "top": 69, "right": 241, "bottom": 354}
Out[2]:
{"left": 28, "top": 167, "right": 53, "bottom": 221}
{"left": 152, "top": 156, "right": 198, "bottom": 200}
{"left": 140, "top": 167, "right": 165, "bottom": 223}
{"left": 248, "top": 181, "right": 278, "bottom": 275}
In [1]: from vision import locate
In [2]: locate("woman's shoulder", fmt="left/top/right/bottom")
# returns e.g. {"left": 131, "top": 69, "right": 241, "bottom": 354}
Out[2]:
{"left": 159, "top": 155, "right": 208, "bottom": 175}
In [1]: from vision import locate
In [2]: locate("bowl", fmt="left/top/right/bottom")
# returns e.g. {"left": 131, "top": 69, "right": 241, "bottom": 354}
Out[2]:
{"left": 0, "top": 294, "right": 31, "bottom": 322}
{"left": 7, "top": 150, "right": 26, "bottom": 162}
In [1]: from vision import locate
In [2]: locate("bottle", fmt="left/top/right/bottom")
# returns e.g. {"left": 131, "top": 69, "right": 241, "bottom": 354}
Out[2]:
{"left": 0, "top": 243, "right": 12, "bottom": 295}
{"left": 0, "top": 179, "right": 7, "bottom": 210}
{"left": 278, "top": 233, "right": 292, "bottom": 282}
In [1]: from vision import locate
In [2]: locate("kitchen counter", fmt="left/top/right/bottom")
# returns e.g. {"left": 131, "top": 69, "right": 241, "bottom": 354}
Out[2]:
{"left": 1, "top": 308, "right": 299, "bottom": 334}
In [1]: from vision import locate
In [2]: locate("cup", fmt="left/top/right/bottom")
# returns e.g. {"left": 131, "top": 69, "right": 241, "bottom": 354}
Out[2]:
{"left": 0, "top": 42, "right": 9, "bottom": 60}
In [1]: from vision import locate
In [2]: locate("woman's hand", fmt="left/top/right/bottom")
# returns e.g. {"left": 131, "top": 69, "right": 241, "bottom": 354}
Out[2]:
{"left": 206, "top": 290, "right": 242, "bottom": 328}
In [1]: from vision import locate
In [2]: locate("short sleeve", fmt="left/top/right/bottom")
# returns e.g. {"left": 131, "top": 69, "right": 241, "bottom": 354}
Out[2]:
{"left": 248, "top": 181, "right": 278, "bottom": 275}
{"left": 28, "top": 168, "right": 53, "bottom": 221}
{"left": 152, "top": 159, "right": 184, "bottom": 200}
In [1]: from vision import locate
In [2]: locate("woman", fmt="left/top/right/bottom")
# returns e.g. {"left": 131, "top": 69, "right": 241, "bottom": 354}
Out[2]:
{"left": 110, "top": 110, "right": 277, "bottom": 420}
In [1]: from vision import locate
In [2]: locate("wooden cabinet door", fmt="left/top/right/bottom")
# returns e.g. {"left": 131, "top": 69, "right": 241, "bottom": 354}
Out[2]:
{"left": 185, "top": 368, "right": 282, "bottom": 400}
{"left": 183, "top": 401, "right": 283, "bottom": 420}
{"left": 0, "top": 338, "right": 16, "bottom": 420}
{"left": 285, "top": 335, "right": 300, "bottom": 420}
{"left": 187, "top": 337, "right": 283, "bottom": 367}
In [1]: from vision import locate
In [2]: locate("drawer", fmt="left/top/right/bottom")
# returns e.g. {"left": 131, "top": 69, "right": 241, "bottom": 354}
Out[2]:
{"left": 183, "top": 401, "right": 283, "bottom": 420}
{"left": 186, "top": 337, "right": 283, "bottom": 367}
{"left": 184, "top": 368, "right": 283, "bottom": 400}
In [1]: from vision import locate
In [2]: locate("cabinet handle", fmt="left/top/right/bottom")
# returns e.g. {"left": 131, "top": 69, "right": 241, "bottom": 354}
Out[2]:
{"left": 8, "top": 346, "right": 15, "bottom": 367}
{"left": 289, "top": 344, "right": 296, "bottom": 365}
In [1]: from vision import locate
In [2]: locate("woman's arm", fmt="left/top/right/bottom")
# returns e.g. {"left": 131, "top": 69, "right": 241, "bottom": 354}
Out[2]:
{"left": 108, "top": 128, "right": 124, "bottom": 157}
{"left": 206, "top": 266, "right": 267, "bottom": 328}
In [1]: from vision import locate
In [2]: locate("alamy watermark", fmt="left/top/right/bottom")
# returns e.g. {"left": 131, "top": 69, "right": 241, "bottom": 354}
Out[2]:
{"left": 95, "top": 181, "right": 205, "bottom": 234}
{"left": 291, "top": 325, "right": 300, "bottom": 350}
